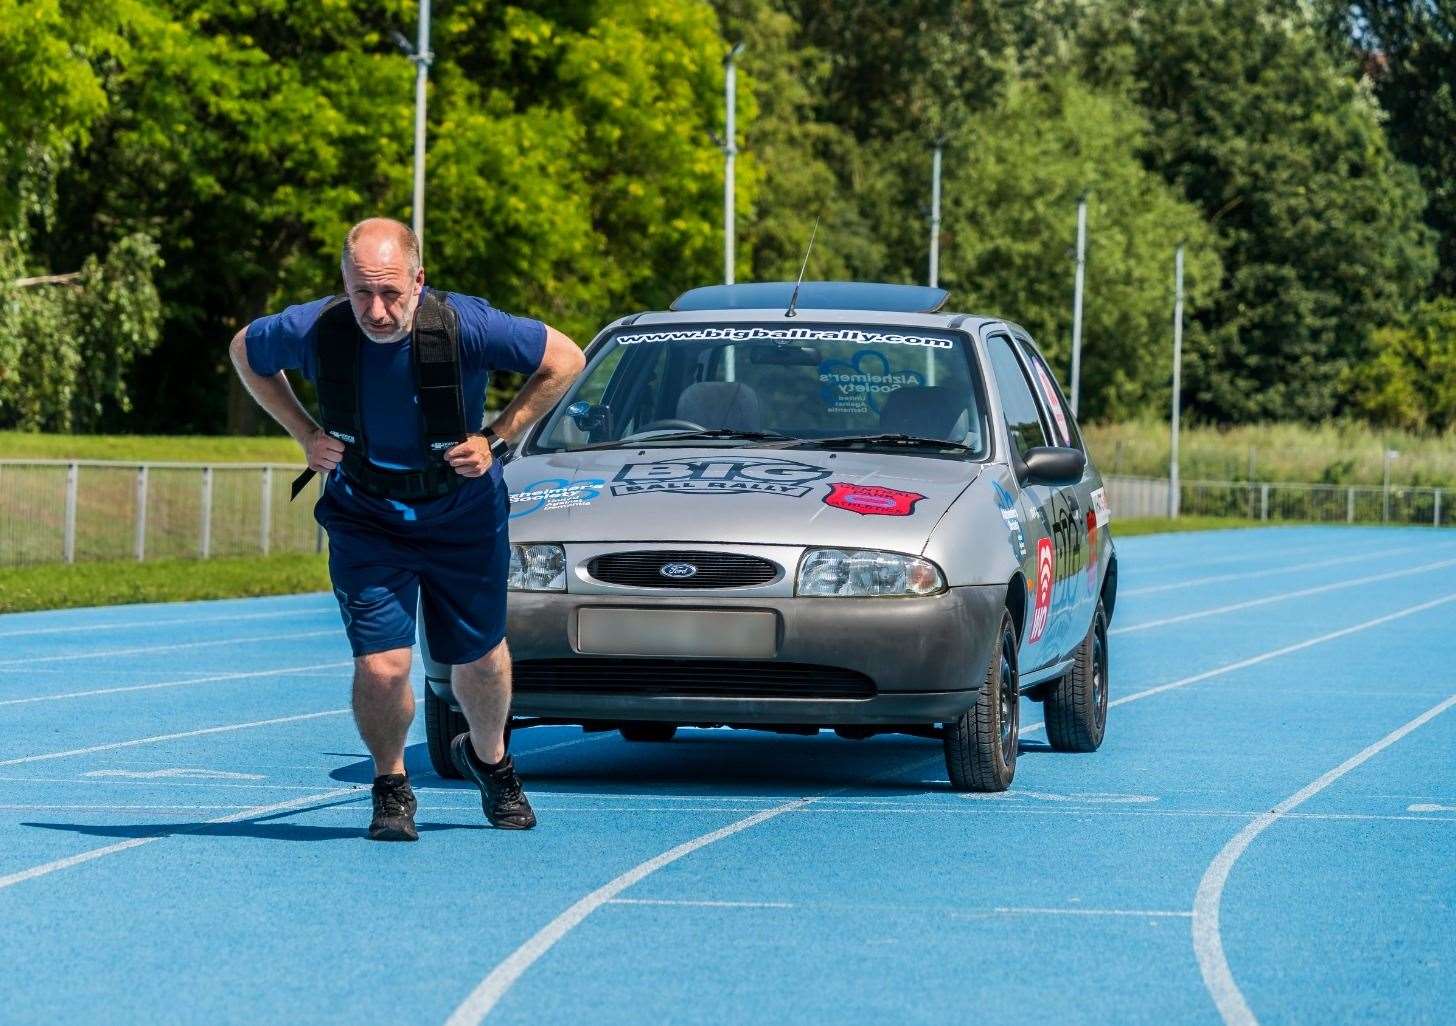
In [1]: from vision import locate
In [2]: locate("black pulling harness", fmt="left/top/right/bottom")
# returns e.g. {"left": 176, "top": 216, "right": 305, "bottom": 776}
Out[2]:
{"left": 289, "top": 292, "right": 470, "bottom": 502}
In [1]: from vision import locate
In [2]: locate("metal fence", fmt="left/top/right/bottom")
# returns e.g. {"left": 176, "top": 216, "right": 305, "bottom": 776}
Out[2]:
{"left": 1104, "top": 475, "right": 1450, "bottom": 526}
{"left": 2, "top": 461, "right": 1450, "bottom": 569}
{"left": 0, "top": 460, "right": 323, "bottom": 568}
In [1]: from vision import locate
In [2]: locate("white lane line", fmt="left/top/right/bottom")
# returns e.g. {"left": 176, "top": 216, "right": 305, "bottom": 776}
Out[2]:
{"left": 1119, "top": 544, "right": 1422, "bottom": 597}
{"left": 607, "top": 897, "right": 1191, "bottom": 918}
{"left": 0, "top": 803, "right": 254, "bottom": 811}
{"left": 0, "top": 785, "right": 360, "bottom": 891}
{"left": 0, "top": 628, "right": 337, "bottom": 668}
{"left": 1408, "top": 802, "right": 1456, "bottom": 813}
{"left": 0, "top": 605, "right": 333, "bottom": 639}
{"left": 1121, "top": 540, "right": 1328, "bottom": 577}
{"left": 0, "top": 709, "right": 350, "bottom": 766}
{"left": 0, "top": 661, "right": 352, "bottom": 706}
{"left": 443, "top": 796, "right": 821, "bottom": 1026}
{"left": 608, "top": 898, "right": 794, "bottom": 909}
{"left": 1192, "top": 692, "right": 1456, "bottom": 1026}
{"left": 1109, "top": 592, "right": 1456, "bottom": 709}
{"left": 1112, "top": 556, "right": 1456, "bottom": 635}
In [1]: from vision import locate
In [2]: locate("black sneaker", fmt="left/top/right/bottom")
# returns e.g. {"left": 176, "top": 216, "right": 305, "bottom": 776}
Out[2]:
{"left": 450, "top": 733, "right": 537, "bottom": 830}
{"left": 368, "top": 773, "right": 419, "bottom": 842}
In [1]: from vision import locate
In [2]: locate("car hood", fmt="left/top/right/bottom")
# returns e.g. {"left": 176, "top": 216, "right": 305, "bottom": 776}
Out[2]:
{"left": 503, "top": 446, "right": 979, "bottom": 551}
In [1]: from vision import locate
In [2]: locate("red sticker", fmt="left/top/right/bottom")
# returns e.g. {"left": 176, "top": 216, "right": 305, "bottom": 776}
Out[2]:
{"left": 1029, "top": 537, "right": 1054, "bottom": 642}
{"left": 823, "top": 483, "right": 926, "bottom": 517}
{"left": 1086, "top": 509, "right": 1098, "bottom": 588}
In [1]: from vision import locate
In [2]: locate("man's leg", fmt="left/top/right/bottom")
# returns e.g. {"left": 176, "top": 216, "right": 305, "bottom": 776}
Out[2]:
{"left": 451, "top": 638, "right": 512, "bottom": 764}
{"left": 353, "top": 647, "right": 415, "bottom": 777}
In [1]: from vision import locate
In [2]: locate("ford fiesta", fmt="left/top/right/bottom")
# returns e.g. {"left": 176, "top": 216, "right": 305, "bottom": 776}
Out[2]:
{"left": 422, "top": 282, "right": 1117, "bottom": 791}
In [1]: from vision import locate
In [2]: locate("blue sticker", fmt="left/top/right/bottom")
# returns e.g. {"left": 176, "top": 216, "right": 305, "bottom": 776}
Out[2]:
{"left": 817, "top": 350, "right": 923, "bottom": 414}
{"left": 509, "top": 478, "right": 604, "bottom": 519}
{"left": 991, "top": 480, "right": 1026, "bottom": 558}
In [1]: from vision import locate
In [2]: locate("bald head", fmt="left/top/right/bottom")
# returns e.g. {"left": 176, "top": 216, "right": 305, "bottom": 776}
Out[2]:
{"left": 340, "top": 218, "right": 425, "bottom": 343}
{"left": 342, "top": 217, "right": 421, "bottom": 276}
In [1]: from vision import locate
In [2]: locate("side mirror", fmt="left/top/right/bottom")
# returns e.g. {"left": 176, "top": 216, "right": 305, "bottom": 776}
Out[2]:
{"left": 1020, "top": 446, "right": 1085, "bottom": 485}
{"left": 565, "top": 400, "right": 609, "bottom": 432}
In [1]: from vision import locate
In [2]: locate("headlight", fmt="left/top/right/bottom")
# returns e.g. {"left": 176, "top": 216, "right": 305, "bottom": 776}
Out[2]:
{"left": 796, "top": 548, "right": 945, "bottom": 597}
{"left": 508, "top": 543, "right": 566, "bottom": 591}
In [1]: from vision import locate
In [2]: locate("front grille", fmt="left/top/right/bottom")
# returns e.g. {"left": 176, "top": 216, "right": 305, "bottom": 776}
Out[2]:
{"left": 513, "top": 658, "right": 875, "bottom": 699}
{"left": 586, "top": 550, "right": 781, "bottom": 589}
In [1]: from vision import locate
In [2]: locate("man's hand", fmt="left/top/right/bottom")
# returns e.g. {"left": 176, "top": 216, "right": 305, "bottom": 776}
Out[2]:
{"left": 304, "top": 428, "right": 346, "bottom": 474}
{"left": 444, "top": 434, "right": 495, "bottom": 478}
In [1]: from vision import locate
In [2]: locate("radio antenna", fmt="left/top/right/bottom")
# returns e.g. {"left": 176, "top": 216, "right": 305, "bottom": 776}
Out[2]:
{"left": 784, "top": 217, "right": 820, "bottom": 318}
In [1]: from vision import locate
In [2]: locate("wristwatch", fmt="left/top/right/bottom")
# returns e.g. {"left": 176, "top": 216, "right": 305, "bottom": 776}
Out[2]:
{"left": 472, "top": 426, "right": 509, "bottom": 457}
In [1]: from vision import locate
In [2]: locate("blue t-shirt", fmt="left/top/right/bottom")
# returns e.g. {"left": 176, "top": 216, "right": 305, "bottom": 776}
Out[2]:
{"left": 246, "top": 288, "right": 546, "bottom": 525}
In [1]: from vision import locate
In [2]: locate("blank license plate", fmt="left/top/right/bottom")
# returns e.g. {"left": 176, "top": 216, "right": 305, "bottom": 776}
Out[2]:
{"left": 576, "top": 608, "right": 778, "bottom": 659}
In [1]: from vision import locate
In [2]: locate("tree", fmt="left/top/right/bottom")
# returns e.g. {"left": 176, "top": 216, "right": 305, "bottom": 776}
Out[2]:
{"left": 937, "top": 76, "right": 1220, "bottom": 420}
{"left": 0, "top": 233, "right": 163, "bottom": 430}
{"left": 1322, "top": 1, "right": 1456, "bottom": 297}
{"left": 1343, "top": 299, "right": 1456, "bottom": 432}
{"left": 1078, "top": 0, "right": 1437, "bottom": 423}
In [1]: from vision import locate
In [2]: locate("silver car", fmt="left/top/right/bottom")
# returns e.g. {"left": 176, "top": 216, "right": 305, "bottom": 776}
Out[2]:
{"left": 422, "top": 282, "right": 1117, "bottom": 791}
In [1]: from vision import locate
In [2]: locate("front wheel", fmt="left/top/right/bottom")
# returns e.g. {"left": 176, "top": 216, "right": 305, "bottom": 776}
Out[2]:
{"left": 943, "top": 610, "right": 1019, "bottom": 792}
{"left": 1044, "top": 600, "right": 1109, "bottom": 752}
{"left": 425, "top": 685, "right": 512, "bottom": 777}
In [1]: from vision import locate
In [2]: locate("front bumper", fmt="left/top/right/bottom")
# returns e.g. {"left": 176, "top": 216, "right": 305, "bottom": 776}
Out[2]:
{"left": 425, "top": 585, "right": 1005, "bottom": 727}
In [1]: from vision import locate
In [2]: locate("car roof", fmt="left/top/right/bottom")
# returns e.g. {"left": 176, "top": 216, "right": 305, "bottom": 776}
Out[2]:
{"left": 611, "top": 281, "right": 1028, "bottom": 339}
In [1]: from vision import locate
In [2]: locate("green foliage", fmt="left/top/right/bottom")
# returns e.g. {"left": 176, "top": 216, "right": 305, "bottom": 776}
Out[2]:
{"left": 1079, "top": 0, "right": 1437, "bottom": 423}
{"left": 0, "top": 232, "right": 163, "bottom": 430}
{"left": 1322, "top": 2, "right": 1456, "bottom": 297}
{"left": 936, "top": 76, "right": 1220, "bottom": 420}
{"left": 1344, "top": 300, "right": 1456, "bottom": 433}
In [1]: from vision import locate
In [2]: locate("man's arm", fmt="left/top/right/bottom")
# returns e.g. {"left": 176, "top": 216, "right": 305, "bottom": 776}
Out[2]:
{"left": 444, "top": 325, "right": 585, "bottom": 477}
{"left": 228, "top": 328, "right": 344, "bottom": 474}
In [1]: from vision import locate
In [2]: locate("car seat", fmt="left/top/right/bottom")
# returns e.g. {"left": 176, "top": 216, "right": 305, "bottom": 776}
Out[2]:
{"left": 878, "top": 385, "right": 968, "bottom": 441}
{"left": 676, "top": 381, "right": 762, "bottom": 432}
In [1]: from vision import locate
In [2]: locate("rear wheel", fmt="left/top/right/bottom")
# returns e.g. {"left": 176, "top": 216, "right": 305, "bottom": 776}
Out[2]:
{"left": 619, "top": 722, "right": 678, "bottom": 742}
{"left": 943, "top": 610, "right": 1019, "bottom": 792}
{"left": 1044, "top": 601, "right": 1109, "bottom": 752}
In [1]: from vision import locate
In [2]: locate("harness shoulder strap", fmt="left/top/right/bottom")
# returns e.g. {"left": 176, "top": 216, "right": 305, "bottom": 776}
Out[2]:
{"left": 412, "top": 291, "right": 467, "bottom": 455}
{"left": 314, "top": 296, "right": 364, "bottom": 448}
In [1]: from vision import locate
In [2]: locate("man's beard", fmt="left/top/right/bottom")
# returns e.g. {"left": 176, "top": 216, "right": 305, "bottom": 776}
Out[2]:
{"left": 358, "top": 302, "right": 415, "bottom": 343}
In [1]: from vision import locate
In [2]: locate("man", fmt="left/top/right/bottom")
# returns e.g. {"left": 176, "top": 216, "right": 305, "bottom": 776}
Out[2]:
{"left": 229, "top": 217, "right": 584, "bottom": 841}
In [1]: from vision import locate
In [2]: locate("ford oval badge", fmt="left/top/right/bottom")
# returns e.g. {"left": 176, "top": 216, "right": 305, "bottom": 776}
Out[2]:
{"left": 659, "top": 562, "right": 698, "bottom": 579}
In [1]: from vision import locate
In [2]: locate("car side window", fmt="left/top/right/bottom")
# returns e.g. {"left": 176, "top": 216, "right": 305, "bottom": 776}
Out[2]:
{"left": 1016, "top": 340, "right": 1082, "bottom": 451}
{"left": 985, "top": 333, "right": 1049, "bottom": 460}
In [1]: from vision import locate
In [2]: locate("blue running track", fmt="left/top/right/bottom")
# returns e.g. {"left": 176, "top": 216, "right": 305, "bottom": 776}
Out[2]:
{"left": 1, "top": 525, "right": 1453, "bottom": 1025}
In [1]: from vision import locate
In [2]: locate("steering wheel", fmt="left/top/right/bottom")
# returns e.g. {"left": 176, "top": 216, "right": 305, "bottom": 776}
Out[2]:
{"left": 622, "top": 419, "right": 706, "bottom": 440}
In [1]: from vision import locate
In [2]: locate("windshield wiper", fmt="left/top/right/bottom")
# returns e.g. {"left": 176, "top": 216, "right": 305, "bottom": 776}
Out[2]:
{"left": 570, "top": 428, "right": 797, "bottom": 451}
{"left": 776, "top": 433, "right": 975, "bottom": 452}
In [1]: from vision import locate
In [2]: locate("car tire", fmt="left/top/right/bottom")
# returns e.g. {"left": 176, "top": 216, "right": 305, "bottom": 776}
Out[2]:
{"left": 619, "top": 723, "right": 678, "bottom": 742}
{"left": 1044, "top": 600, "right": 1109, "bottom": 753}
{"left": 943, "top": 610, "right": 1019, "bottom": 792}
{"left": 425, "top": 686, "right": 514, "bottom": 777}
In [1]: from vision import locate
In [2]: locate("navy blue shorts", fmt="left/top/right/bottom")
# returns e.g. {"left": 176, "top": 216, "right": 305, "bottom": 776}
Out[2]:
{"left": 313, "top": 480, "right": 511, "bottom": 664}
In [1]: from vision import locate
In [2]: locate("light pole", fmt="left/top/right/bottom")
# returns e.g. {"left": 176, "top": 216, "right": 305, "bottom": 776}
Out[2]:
{"left": 1169, "top": 244, "right": 1184, "bottom": 520}
{"left": 928, "top": 141, "right": 943, "bottom": 289}
{"left": 1069, "top": 194, "right": 1087, "bottom": 415}
{"left": 722, "top": 42, "right": 744, "bottom": 286}
{"left": 394, "top": 2, "right": 433, "bottom": 253}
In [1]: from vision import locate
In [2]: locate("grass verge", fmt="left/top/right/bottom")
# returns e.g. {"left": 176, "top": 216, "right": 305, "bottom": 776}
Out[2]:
{"left": 0, "top": 553, "right": 330, "bottom": 614}
{"left": 0, "top": 431, "right": 300, "bottom": 463}
{"left": 1113, "top": 516, "right": 1279, "bottom": 537}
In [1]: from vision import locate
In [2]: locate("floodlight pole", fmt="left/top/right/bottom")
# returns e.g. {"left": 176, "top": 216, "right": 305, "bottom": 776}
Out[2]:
{"left": 723, "top": 42, "right": 744, "bottom": 286}
{"left": 1169, "top": 245, "right": 1184, "bottom": 519}
{"left": 928, "top": 141, "right": 943, "bottom": 288}
{"left": 410, "top": 0, "right": 433, "bottom": 254}
{"left": 1069, "top": 195, "right": 1087, "bottom": 415}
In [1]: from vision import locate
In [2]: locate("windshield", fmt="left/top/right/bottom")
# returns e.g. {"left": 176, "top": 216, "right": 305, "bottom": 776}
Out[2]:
{"left": 530, "top": 322, "right": 990, "bottom": 457}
